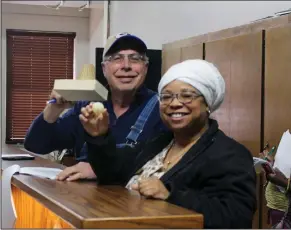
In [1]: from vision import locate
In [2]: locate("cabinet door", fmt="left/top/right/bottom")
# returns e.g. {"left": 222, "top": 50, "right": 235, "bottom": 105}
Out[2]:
{"left": 205, "top": 32, "right": 263, "bottom": 156}
{"left": 206, "top": 31, "right": 263, "bottom": 229}
{"left": 181, "top": 43, "right": 203, "bottom": 61}
{"left": 162, "top": 48, "right": 181, "bottom": 75}
{"left": 265, "top": 25, "right": 291, "bottom": 148}
{"left": 162, "top": 43, "right": 203, "bottom": 75}
{"left": 263, "top": 24, "right": 291, "bottom": 229}
{"left": 205, "top": 38, "right": 232, "bottom": 136}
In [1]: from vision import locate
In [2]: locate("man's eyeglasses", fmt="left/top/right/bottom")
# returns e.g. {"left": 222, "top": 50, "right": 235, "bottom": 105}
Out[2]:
{"left": 103, "top": 53, "right": 149, "bottom": 64}
{"left": 159, "top": 91, "right": 202, "bottom": 105}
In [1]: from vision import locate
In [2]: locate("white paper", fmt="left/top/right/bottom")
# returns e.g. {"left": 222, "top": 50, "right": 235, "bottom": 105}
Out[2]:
{"left": 2, "top": 164, "right": 21, "bottom": 228}
{"left": 2, "top": 154, "right": 33, "bottom": 158}
{"left": 19, "top": 167, "right": 62, "bottom": 180}
{"left": 253, "top": 157, "right": 274, "bottom": 172}
{"left": 273, "top": 130, "right": 291, "bottom": 178}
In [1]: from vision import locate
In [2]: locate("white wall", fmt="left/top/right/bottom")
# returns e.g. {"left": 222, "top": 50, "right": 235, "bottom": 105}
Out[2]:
{"left": 0, "top": 1, "right": 2, "bottom": 225}
{"left": 89, "top": 7, "right": 104, "bottom": 65}
{"left": 0, "top": 2, "right": 2, "bottom": 149}
{"left": 110, "top": 1, "right": 291, "bottom": 49}
{"left": 2, "top": 3, "right": 90, "bottom": 76}
{"left": 1, "top": 3, "right": 90, "bottom": 144}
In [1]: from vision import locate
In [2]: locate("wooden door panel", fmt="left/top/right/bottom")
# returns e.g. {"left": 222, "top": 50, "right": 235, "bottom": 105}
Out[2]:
{"left": 229, "top": 32, "right": 262, "bottom": 156}
{"left": 265, "top": 25, "right": 291, "bottom": 147}
{"left": 181, "top": 44, "right": 203, "bottom": 61}
{"left": 263, "top": 24, "right": 291, "bottom": 229}
{"left": 162, "top": 48, "right": 181, "bottom": 75}
{"left": 205, "top": 31, "right": 263, "bottom": 230}
{"left": 205, "top": 40, "right": 232, "bottom": 136}
{"left": 205, "top": 32, "right": 262, "bottom": 156}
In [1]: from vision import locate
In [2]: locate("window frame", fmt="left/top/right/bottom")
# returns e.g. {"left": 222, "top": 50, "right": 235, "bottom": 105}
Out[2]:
{"left": 5, "top": 29, "right": 76, "bottom": 144}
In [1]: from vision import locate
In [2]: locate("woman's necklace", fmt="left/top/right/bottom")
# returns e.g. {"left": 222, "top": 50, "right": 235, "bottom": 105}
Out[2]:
{"left": 163, "top": 153, "right": 184, "bottom": 170}
{"left": 163, "top": 142, "right": 184, "bottom": 170}
{"left": 163, "top": 136, "right": 201, "bottom": 171}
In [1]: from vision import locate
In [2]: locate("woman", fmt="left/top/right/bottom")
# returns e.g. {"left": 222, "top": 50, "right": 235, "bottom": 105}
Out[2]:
{"left": 266, "top": 171, "right": 291, "bottom": 229}
{"left": 81, "top": 60, "right": 256, "bottom": 228}
{"left": 262, "top": 156, "right": 291, "bottom": 228}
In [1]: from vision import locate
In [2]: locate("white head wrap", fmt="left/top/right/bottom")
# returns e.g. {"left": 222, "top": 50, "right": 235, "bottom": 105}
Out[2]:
{"left": 158, "top": 59, "right": 225, "bottom": 113}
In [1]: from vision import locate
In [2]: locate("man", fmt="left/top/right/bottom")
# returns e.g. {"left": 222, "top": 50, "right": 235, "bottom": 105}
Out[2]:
{"left": 24, "top": 32, "right": 166, "bottom": 181}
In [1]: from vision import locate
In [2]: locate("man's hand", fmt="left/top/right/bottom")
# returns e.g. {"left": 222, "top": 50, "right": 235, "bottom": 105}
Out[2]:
{"left": 131, "top": 177, "right": 170, "bottom": 200}
{"left": 79, "top": 103, "right": 109, "bottom": 137}
{"left": 56, "top": 162, "right": 96, "bottom": 181}
{"left": 44, "top": 90, "right": 74, "bottom": 123}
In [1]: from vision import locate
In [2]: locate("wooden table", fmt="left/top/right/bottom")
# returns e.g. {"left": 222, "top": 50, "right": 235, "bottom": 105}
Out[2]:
{"left": 1, "top": 146, "right": 203, "bottom": 228}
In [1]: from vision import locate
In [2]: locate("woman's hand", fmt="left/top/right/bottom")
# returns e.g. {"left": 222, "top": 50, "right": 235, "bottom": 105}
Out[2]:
{"left": 265, "top": 167, "right": 289, "bottom": 189}
{"left": 131, "top": 177, "right": 170, "bottom": 200}
{"left": 79, "top": 102, "right": 109, "bottom": 137}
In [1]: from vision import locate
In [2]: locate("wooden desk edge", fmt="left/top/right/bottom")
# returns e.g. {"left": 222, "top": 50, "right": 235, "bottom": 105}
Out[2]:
{"left": 3, "top": 147, "right": 203, "bottom": 228}
{"left": 11, "top": 177, "right": 204, "bottom": 229}
{"left": 83, "top": 214, "right": 204, "bottom": 229}
{"left": 11, "top": 176, "right": 83, "bottom": 228}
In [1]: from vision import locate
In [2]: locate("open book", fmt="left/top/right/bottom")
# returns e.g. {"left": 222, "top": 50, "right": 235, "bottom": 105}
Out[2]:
{"left": 2, "top": 164, "right": 62, "bottom": 228}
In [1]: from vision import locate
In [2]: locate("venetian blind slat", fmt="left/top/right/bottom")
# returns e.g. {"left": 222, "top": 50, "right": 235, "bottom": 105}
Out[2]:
{"left": 6, "top": 30, "right": 75, "bottom": 143}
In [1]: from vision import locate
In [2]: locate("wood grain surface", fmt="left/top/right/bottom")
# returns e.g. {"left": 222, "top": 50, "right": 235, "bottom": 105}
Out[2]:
{"left": 264, "top": 24, "right": 291, "bottom": 150}
{"left": 2, "top": 146, "right": 203, "bottom": 228}
{"left": 205, "top": 32, "right": 262, "bottom": 156}
{"left": 263, "top": 24, "right": 291, "bottom": 229}
{"left": 12, "top": 185, "right": 73, "bottom": 228}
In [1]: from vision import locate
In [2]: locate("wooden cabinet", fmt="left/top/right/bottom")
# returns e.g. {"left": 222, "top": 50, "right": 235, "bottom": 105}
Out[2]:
{"left": 204, "top": 36, "right": 232, "bottom": 136}
{"left": 162, "top": 48, "right": 181, "bottom": 75}
{"left": 162, "top": 44, "right": 203, "bottom": 74}
{"left": 205, "top": 32, "right": 263, "bottom": 229}
{"left": 181, "top": 43, "right": 203, "bottom": 61}
{"left": 205, "top": 32, "right": 262, "bottom": 156}
{"left": 261, "top": 24, "right": 291, "bottom": 229}
{"left": 264, "top": 25, "right": 291, "bottom": 148}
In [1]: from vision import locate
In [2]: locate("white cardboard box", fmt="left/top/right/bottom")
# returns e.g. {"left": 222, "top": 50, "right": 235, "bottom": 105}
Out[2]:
{"left": 53, "top": 79, "right": 108, "bottom": 101}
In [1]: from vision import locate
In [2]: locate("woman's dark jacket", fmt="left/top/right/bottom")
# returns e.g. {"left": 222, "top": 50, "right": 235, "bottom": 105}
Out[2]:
{"left": 86, "top": 119, "right": 257, "bottom": 229}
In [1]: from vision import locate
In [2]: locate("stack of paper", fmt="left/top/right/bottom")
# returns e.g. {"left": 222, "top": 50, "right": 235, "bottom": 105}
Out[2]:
{"left": 273, "top": 130, "right": 291, "bottom": 178}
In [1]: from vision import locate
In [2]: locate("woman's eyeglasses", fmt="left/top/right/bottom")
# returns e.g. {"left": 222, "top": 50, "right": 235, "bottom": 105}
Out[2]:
{"left": 159, "top": 91, "right": 201, "bottom": 105}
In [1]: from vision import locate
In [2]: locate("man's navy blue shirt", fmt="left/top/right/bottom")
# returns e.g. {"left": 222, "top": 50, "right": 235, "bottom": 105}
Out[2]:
{"left": 24, "top": 86, "right": 167, "bottom": 160}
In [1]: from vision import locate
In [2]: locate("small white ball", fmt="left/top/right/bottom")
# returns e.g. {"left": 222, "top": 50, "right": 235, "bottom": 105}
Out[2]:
{"left": 92, "top": 102, "right": 104, "bottom": 115}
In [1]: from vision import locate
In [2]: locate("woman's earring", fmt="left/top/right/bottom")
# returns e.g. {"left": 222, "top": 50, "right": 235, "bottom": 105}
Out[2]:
{"left": 207, "top": 108, "right": 211, "bottom": 114}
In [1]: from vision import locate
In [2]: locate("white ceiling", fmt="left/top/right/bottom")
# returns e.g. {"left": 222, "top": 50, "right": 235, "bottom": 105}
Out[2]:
{"left": 2, "top": 1, "right": 103, "bottom": 9}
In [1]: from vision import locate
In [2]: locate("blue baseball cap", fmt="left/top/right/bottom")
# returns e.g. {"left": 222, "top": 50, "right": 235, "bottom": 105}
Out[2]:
{"left": 102, "top": 32, "right": 147, "bottom": 58}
